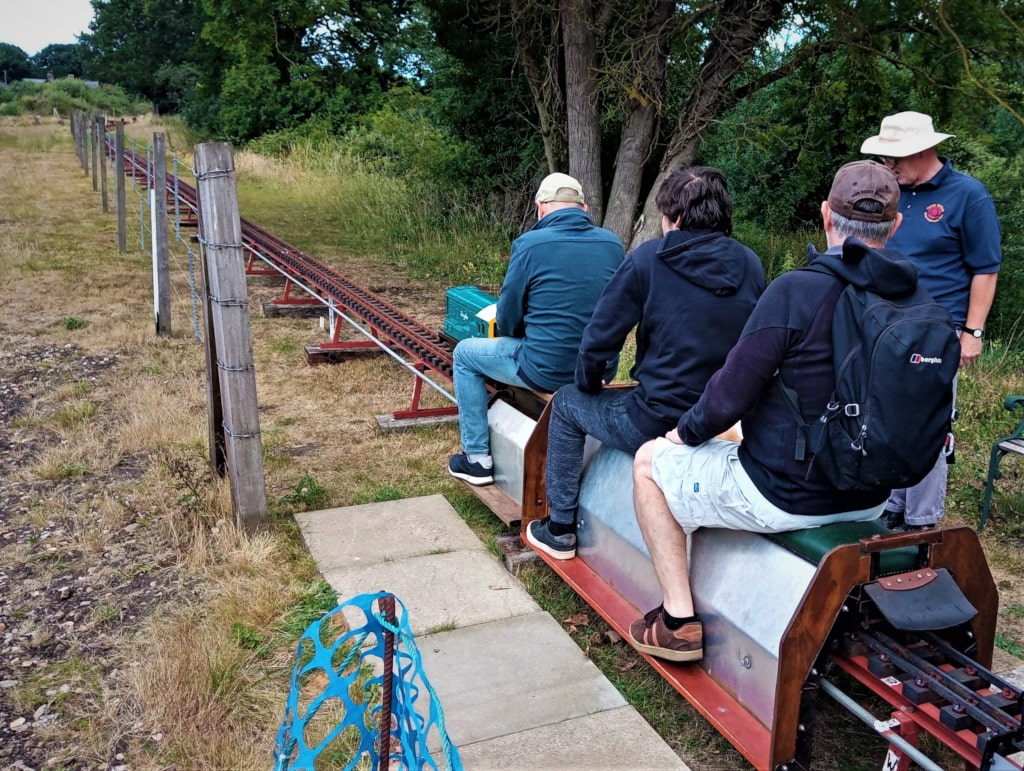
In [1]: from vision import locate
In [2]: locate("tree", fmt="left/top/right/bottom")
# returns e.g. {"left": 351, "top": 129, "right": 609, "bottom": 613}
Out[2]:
{"left": 81, "top": 0, "right": 213, "bottom": 113}
{"left": 197, "top": 0, "right": 434, "bottom": 141}
{"left": 33, "top": 44, "right": 87, "bottom": 79}
{"left": 427, "top": 0, "right": 1024, "bottom": 248}
{"left": 0, "top": 43, "right": 35, "bottom": 82}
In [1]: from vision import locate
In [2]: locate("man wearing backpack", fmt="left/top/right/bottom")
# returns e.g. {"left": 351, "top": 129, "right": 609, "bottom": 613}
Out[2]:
{"left": 861, "top": 112, "right": 1002, "bottom": 530}
{"left": 627, "top": 161, "right": 953, "bottom": 663}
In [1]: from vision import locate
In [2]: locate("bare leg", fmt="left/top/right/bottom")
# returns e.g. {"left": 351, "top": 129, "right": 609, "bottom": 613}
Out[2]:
{"left": 632, "top": 440, "right": 695, "bottom": 618}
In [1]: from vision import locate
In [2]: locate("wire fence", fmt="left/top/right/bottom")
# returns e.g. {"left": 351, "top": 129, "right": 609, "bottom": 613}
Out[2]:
{"left": 115, "top": 131, "right": 205, "bottom": 342}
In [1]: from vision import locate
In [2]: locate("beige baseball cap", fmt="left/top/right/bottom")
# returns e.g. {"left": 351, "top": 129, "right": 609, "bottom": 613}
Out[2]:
{"left": 535, "top": 172, "right": 585, "bottom": 204}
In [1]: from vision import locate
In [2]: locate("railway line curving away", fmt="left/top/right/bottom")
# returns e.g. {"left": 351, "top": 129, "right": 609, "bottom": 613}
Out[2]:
{"left": 119, "top": 141, "right": 457, "bottom": 416}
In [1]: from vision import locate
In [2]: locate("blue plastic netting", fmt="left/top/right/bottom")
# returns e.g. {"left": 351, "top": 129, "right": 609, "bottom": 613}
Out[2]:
{"left": 273, "top": 591, "right": 462, "bottom": 771}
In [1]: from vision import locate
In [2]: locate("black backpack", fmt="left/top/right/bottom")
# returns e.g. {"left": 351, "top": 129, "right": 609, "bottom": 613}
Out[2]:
{"left": 780, "top": 256, "right": 961, "bottom": 492}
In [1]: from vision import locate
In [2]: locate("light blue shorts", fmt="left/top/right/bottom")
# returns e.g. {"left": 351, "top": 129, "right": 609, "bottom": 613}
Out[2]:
{"left": 649, "top": 438, "right": 884, "bottom": 535}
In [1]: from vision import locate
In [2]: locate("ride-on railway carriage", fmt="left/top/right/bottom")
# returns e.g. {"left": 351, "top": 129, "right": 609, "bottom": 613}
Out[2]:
{"left": 460, "top": 383, "right": 1020, "bottom": 771}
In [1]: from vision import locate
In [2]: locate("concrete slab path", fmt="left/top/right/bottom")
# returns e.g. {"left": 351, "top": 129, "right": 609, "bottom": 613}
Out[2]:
{"left": 295, "top": 493, "right": 689, "bottom": 771}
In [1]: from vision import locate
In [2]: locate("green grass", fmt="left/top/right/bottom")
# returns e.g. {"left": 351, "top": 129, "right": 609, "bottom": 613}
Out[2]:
{"left": 236, "top": 147, "right": 510, "bottom": 287}
{"left": 424, "top": 619, "right": 458, "bottom": 634}
{"left": 55, "top": 401, "right": 99, "bottom": 430}
{"left": 268, "top": 337, "right": 301, "bottom": 355}
{"left": 276, "top": 474, "right": 330, "bottom": 514}
{"left": 996, "top": 631, "right": 1024, "bottom": 658}
{"left": 60, "top": 316, "right": 89, "bottom": 330}
{"left": 278, "top": 581, "right": 339, "bottom": 638}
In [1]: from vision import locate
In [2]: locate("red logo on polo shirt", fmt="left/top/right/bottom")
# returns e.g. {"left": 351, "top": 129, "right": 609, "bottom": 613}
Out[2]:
{"left": 924, "top": 203, "right": 945, "bottom": 222}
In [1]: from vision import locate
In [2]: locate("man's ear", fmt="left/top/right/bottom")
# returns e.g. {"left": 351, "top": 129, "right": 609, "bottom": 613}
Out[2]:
{"left": 821, "top": 201, "right": 833, "bottom": 233}
{"left": 887, "top": 212, "right": 904, "bottom": 241}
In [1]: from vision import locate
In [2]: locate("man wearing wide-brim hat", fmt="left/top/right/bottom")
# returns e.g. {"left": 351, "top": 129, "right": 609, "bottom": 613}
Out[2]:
{"left": 861, "top": 111, "right": 1002, "bottom": 530}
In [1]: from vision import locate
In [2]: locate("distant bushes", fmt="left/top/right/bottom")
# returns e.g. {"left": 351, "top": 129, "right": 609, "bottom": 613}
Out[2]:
{"left": 0, "top": 77, "right": 149, "bottom": 119}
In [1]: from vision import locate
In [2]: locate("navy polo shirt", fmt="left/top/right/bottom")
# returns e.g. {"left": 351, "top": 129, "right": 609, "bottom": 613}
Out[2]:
{"left": 886, "top": 159, "right": 1001, "bottom": 325}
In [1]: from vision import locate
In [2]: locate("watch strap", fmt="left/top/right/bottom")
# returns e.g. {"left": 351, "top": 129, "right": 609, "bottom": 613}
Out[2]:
{"left": 963, "top": 326, "right": 983, "bottom": 338}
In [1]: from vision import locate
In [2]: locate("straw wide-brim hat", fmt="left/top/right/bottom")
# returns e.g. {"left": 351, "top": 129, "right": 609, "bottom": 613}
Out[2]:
{"left": 860, "top": 111, "right": 954, "bottom": 158}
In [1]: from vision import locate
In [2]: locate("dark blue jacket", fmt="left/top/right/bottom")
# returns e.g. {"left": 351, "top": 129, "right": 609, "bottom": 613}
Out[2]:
{"left": 497, "top": 207, "right": 623, "bottom": 392}
{"left": 576, "top": 229, "right": 764, "bottom": 436}
{"left": 678, "top": 239, "right": 920, "bottom": 514}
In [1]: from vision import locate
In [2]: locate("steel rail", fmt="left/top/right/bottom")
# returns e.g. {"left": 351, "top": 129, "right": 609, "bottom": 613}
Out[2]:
{"left": 819, "top": 678, "right": 946, "bottom": 771}
{"left": 118, "top": 143, "right": 456, "bottom": 383}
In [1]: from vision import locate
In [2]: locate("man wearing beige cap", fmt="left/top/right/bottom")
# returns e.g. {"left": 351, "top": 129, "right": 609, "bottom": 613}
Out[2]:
{"left": 862, "top": 111, "right": 1002, "bottom": 530}
{"left": 448, "top": 172, "right": 623, "bottom": 485}
{"left": 627, "top": 161, "right": 916, "bottom": 662}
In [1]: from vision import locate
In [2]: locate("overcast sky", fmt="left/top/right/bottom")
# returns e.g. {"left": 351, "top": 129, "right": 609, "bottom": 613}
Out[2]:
{"left": 1, "top": 0, "right": 95, "bottom": 56}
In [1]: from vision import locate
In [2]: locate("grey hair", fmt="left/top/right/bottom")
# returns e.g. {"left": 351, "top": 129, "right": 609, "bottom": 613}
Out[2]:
{"left": 829, "top": 209, "right": 896, "bottom": 247}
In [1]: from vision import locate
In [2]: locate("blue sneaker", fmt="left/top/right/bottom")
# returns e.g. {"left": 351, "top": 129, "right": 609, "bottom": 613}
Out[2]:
{"left": 447, "top": 454, "right": 493, "bottom": 486}
{"left": 526, "top": 518, "right": 576, "bottom": 560}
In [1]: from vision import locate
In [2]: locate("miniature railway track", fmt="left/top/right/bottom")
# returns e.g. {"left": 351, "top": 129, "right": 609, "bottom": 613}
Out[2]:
{"left": 833, "top": 626, "right": 1024, "bottom": 769}
{"left": 119, "top": 142, "right": 455, "bottom": 385}
{"left": 111, "top": 135, "right": 1023, "bottom": 771}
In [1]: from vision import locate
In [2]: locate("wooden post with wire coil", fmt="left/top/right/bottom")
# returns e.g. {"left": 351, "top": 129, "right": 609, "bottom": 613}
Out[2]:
{"left": 194, "top": 142, "right": 268, "bottom": 533}
{"left": 96, "top": 116, "right": 108, "bottom": 213}
{"left": 152, "top": 132, "right": 171, "bottom": 337}
{"left": 115, "top": 120, "right": 126, "bottom": 253}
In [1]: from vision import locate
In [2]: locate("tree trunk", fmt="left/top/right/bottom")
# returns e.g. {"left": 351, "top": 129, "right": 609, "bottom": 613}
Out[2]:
{"left": 631, "top": 0, "right": 787, "bottom": 249}
{"left": 511, "top": 0, "right": 567, "bottom": 175}
{"left": 601, "top": 0, "right": 676, "bottom": 246}
{"left": 561, "top": 0, "right": 604, "bottom": 223}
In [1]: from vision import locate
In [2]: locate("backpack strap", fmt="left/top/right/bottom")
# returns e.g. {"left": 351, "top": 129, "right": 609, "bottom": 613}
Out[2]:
{"left": 776, "top": 374, "right": 808, "bottom": 461}
{"left": 773, "top": 256, "right": 847, "bottom": 464}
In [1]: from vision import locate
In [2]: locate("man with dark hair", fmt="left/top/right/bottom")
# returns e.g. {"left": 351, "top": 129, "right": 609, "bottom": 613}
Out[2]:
{"left": 861, "top": 112, "right": 1001, "bottom": 530}
{"left": 448, "top": 173, "right": 624, "bottom": 486}
{"left": 627, "top": 161, "right": 913, "bottom": 663}
{"left": 526, "top": 167, "right": 764, "bottom": 559}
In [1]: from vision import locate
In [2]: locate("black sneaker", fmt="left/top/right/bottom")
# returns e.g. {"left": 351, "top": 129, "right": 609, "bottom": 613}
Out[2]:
{"left": 881, "top": 508, "right": 905, "bottom": 531}
{"left": 447, "top": 454, "right": 493, "bottom": 486}
{"left": 525, "top": 518, "right": 576, "bottom": 560}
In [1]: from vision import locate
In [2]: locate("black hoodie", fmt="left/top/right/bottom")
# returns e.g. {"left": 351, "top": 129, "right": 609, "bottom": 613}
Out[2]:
{"left": 678, "top": 237, "right": 920, "bottom": 515}
{"left": 576, "top": 228, "right": 765, "bottom": 437}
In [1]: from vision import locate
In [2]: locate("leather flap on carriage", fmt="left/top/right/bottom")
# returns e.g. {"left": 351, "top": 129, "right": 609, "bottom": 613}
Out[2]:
{"left": 864, "top": 567, "right": 978, "bottom": 631}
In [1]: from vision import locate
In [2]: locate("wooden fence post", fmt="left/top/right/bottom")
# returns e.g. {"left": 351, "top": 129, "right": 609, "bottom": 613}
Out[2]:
{"left": 90, "top": 115, "right": 99, "bottom": 192}
{"left": 115, "top": 121, "right": 126, "bottom": 253}
{"left": 79, "top": 112, "right": 88, "bottom": 174}
{"left": 98, "top": 117, "right": 109, "bottom": 213}
{"left": 152, "top": 132, "right": 171, "bottom": 337}
{"left": 194, "top": 142, "right": 268, "bottom": 533}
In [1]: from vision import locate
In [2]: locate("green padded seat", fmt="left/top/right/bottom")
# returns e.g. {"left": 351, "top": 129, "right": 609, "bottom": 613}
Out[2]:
{"left": 766, "top": 520, "right": 919, "bottom": 575}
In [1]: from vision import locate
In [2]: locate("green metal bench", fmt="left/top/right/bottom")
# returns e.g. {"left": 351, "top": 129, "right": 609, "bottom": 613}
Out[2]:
{"left": 978, "top": 395, "right": 1024, "bottom": 533}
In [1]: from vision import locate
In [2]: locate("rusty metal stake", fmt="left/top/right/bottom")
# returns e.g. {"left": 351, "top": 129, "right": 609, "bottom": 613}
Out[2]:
{"left": 378, "top": 594, "right": 396, "bottom": 771}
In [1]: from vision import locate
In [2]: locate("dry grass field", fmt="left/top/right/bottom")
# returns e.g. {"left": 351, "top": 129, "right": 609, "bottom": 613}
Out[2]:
{"left": 2, "top": 113, "right": 1024, "bottom": 771}
{"left": 0, "top": 115, "right": 476, "bottom": 770}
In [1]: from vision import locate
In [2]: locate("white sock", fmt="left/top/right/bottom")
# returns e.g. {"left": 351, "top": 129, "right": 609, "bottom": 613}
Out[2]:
{"left": 467, "top": 453, "right": 493, "bottom": 469}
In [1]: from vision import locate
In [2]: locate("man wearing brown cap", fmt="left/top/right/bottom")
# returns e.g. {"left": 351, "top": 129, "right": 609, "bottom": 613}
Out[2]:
{"left": 626, "top": 161, "right": 919, "bottom": 663}
{"left": 861, "top": 111, "right": 1001, "bottom": 530}
{"left": 448, "top": 172, "right": 623, "bottom": 485}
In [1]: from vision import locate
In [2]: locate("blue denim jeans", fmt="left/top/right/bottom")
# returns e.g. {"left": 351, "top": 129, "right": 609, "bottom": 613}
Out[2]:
{"left": 546, "top": 385, "right": 651, "bottom": 525}
{"left": 452, "top": 336, "right": 530, "bottom": 455}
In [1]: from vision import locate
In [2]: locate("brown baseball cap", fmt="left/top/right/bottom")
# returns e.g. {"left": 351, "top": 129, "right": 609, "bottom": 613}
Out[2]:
{"left": 827, "top": 160, "right": 899, "bottom": 223}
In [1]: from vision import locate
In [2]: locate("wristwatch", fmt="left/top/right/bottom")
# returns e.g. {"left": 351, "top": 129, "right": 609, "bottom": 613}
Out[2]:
{"left": 963, "top": 327, "right": 984, "bottom": 338}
